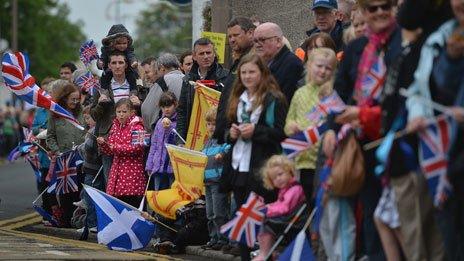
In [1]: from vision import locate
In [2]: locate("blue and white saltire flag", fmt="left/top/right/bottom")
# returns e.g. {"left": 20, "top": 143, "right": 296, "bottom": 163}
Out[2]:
{"left": 278, "top": 229, "right": 315, "bottom": 261}
{"left": 84, "top": 185, "right": 155, "bottom": 251}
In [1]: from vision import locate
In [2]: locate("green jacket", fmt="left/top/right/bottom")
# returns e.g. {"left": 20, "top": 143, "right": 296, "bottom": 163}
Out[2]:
{"left": 46, "top": 113, "right": 85, "bottom": 153}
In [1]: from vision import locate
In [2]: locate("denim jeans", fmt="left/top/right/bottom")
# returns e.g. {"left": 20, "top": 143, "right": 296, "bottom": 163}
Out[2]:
{"left": 205, "top": 183, "right": 229, "bottom": 244}
{"left": 81, "top": 172, "right": 105, "bottom": 228}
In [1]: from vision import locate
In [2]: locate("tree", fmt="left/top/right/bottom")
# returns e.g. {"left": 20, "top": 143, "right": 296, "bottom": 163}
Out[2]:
{"left": 0, "top": 0, "right": 85, "bottom": 81}
{"left": 133, "top": 1, "right": 192, "bottom": 59}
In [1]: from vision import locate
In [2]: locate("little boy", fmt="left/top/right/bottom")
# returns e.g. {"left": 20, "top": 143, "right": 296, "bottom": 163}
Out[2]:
{"left": 201, "top": 106, "right": 231, "bottom": 250}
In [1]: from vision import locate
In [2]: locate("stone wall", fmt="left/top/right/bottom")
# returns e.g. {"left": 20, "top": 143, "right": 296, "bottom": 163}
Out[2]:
{"left": 229, "top": 0, "right": 314, "bottom": 49}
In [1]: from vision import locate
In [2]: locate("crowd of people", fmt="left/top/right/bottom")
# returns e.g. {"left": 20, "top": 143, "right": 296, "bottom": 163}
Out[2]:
{"left": 2, "top": 0, "right": 464, "bottom": 260}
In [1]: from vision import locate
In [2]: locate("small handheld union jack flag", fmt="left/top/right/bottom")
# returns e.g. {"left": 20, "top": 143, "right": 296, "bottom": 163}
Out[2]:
{"left": 131, "top": 130, "right": 151, "bottom": 146}
{"left": 220, "top": 192, "right": 266, "bottom": 247}
{"left": 418, "top": 115, "right": 453, "bottom": 207}
{"left": 47, "top": 150, "right": 83, "bottom": 195}
{"left": 79, "top": 40, "right": 99, "bottom": 67}
{"left": 307, "top": 91, "right": 346, "bottom": 123}
{"left": 281, "top": 122, "right": 329, "bottom": 158}
{"left": 75, "top": 71, "right": 101, "bottom": 93}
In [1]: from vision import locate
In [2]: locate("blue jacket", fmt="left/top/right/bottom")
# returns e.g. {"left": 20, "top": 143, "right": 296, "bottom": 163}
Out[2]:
{"left": 202, "top": 138, "right": 230, "bottom": 183}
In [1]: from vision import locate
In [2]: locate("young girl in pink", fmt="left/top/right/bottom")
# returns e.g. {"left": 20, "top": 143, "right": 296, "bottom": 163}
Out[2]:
{"left": 97, "top": 98, "right": 147, "bottom": 207}
{"left": 253, "top": 155, "right": 306, "bottom": 261}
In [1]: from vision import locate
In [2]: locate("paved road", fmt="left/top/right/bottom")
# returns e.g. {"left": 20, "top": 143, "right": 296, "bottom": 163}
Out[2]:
{"left": 0, "top": 160, "right": 208, "bottom": 260}
{"left": 0, "top": 161, "right": 37, "bottom": 220}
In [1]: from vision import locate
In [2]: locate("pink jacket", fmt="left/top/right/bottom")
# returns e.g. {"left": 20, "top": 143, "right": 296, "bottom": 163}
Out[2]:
{"left": 266, "top": 179, "right": 306, "bottom": 218}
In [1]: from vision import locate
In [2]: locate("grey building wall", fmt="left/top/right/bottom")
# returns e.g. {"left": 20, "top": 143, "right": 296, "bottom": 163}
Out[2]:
{"left": 229, "top": 0, "right": 314, "bottom": 49}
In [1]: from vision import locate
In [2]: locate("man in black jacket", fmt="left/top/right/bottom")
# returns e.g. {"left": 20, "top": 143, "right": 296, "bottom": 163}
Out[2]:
{"left": 177, "top": 38, "right": 228, "bottom": 143}
{"left": 214, "top": 17, "right": 256, "bottom": 144}
{"left": 306, "top": 0, "right": 347, "bottom": 52}
{"left": 253, "top": 22, "right": 304, "bottom": 103}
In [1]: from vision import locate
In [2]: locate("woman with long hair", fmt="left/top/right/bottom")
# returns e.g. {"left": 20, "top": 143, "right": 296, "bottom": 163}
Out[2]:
{"left": 46, "top": 83, "right": 85, "bottom": 227}
{"left": 220, "top": 54, "right": 287, "bottom": 261}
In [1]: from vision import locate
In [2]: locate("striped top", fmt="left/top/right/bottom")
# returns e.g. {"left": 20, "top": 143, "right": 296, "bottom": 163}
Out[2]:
{"left": 111, "top": 78, "right": 130, "bottom": 103}
{"left": 284, "top": 83, "right": 321, "bottom": 170}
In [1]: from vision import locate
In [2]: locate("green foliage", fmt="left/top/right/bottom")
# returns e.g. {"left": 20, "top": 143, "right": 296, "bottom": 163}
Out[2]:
{"left": 0, "top": 0, "right": 85, "bottom": 81}
{"left": 202, "top": 2, "right": 211, "bottom": 32}
{"left": 133, "top": 1, "right": 192, "bottom": 59}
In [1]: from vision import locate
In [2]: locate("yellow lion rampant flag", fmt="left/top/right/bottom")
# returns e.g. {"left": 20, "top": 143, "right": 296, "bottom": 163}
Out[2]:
{"left": 146, "top": 144, "right": 207, "bottom": 219}
{"left": 185, "top": 83, "right": 221, "bottom": 151}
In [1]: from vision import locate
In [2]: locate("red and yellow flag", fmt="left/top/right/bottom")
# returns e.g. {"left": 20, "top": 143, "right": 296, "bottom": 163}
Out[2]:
{"left": 185, "top": 84, "right": 221, "bottom": 151}
{"left": 146, "top": 144, "right": 207, "bottom": 219}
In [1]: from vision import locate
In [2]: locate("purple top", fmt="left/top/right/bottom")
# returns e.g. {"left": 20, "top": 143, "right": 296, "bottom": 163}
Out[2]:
{"left": 145, "top": 113, "right": 177, "bottom": 175}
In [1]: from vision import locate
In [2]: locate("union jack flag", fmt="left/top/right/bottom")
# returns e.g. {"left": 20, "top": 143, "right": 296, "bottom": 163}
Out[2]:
{"left": 47, "top": 150, "right": 82, "bottom": 195}
{"left": 75, "top": 71, "right": 100, "bottom": 93}
{"left": 131, "top": 130, "right": 151, "bottom": 146}
{"left": 2, "top": 52, "right": 84, "bottom": 130}
{"left": 26, "top": 154, "right": 42, "bottom": 182}
{"left": 220, "top": 192, "right": 266, "bottom": 247}
{"left": 307, "top": 91, "right": 346, "bottom": 122}
{"left": 22, "top": 127, "right": 36, "bottom": 143}
{"left": 281, "top": 122, "right": 329, "bottom": 158}
{"left": 79, "top": 40, "right": 99, "bottom": 67}
{"left": 418, "top": 115, "right": 452, "bottom": 207}
{"left": 357, "top": 56, "right": 386, "bottom": 104}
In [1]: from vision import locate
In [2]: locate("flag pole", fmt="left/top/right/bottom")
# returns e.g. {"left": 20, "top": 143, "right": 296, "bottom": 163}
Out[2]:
{"left": 32, "top": 186, "right": 49, "bottom": 205}
{"left": 363, "top": 129, "right": 409, "bottom": 151}
{"left": 32, "top": 141, "right": 51, "bottom": 159}
{"left": 363, "top": 88, "right": 456, "bottom": 151}
{"left": 91, "top": 166, "right": 104, "bottom": 185}
{"left": 171, "top": 129, "right": 186, "bottom": 144}
{"left": 399, "top": 88, "right": 452, "bottom": 115}
{"left": 138, "top": 174, "right": 152, "bottom": 211}
{"left": 263, "top": 204, "right": 313, "bottom": 261}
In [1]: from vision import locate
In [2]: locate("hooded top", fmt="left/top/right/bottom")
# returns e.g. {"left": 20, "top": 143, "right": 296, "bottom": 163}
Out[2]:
{"left": 102, "top": 24, "right": 133, "bottom": 46}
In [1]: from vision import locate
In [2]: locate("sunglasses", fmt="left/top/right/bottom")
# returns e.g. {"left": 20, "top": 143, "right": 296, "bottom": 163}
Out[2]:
{"left": 366, "top": 3, "right": 392, "bottom": 13}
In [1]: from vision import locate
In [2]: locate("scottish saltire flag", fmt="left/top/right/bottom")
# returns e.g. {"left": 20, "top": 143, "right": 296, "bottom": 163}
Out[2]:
{"left": 79, "top": 40, "right": 99, "bottom": 66}
{"left": 418, "top": 115, "right": 453, "bottom": 207}
{"left": 84, "top": 185, "right": 155, "bottom": 251}
{"left": 131, "top": 130, "right": 150, "bottom": 146}
{"left": 278, "top": 228, "right": 315, "bottom": 261}
{"left": 75, "top": 71, "right": 101, "bottom": 93}
{"left": 26, "top": 154, "right": 42, "bottom": 182}
{"left": 281, "top": 122, "right": 329, "bottom": 158}
{"left": 358, "top": 57, "right": 386, "bottom": 103}
{"left": 33, "top": 205, "right": 58, "bottom": 227}
{"left": 220, "top": 192, "right": 266, "bottom": 247}
{"left": 2, "top": 52, "right": 84, "bottom": 130}
{"left": 47, "top": 150, "right": 82, "bottom": 195}
{"left": 307, "top": 91, "right": 346, "bottom": 122}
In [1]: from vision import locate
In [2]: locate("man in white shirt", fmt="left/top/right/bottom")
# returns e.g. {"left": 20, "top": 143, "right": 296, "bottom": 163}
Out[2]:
{"left": 91, "top": 51, "right": 140, "bottom": 182}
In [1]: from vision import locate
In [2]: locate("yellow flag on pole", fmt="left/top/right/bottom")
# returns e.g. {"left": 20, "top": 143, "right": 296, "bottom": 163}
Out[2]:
{"left": 146, "top": 144, "right": 207, "bottom": 219}
{"left": 185, "top": 84, "right": 221, "bottom": 151}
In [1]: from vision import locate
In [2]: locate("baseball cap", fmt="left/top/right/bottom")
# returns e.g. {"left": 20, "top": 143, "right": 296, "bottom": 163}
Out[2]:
{"left": 312, "top": 0, "right": 338, "bottom": 10}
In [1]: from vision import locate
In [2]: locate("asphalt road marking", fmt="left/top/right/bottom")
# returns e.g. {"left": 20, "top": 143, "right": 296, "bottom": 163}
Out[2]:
{"left": 45, "top": 250, "right": 70, "bottom": 256}
{"left": 0, "top": 228, "right": 181, "bottom": 260}
{"left": 36, "top": 243, "right": 53, "bottom": 247}
{"left": 0, "top": 212, "right": 38, "bottom": 227}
